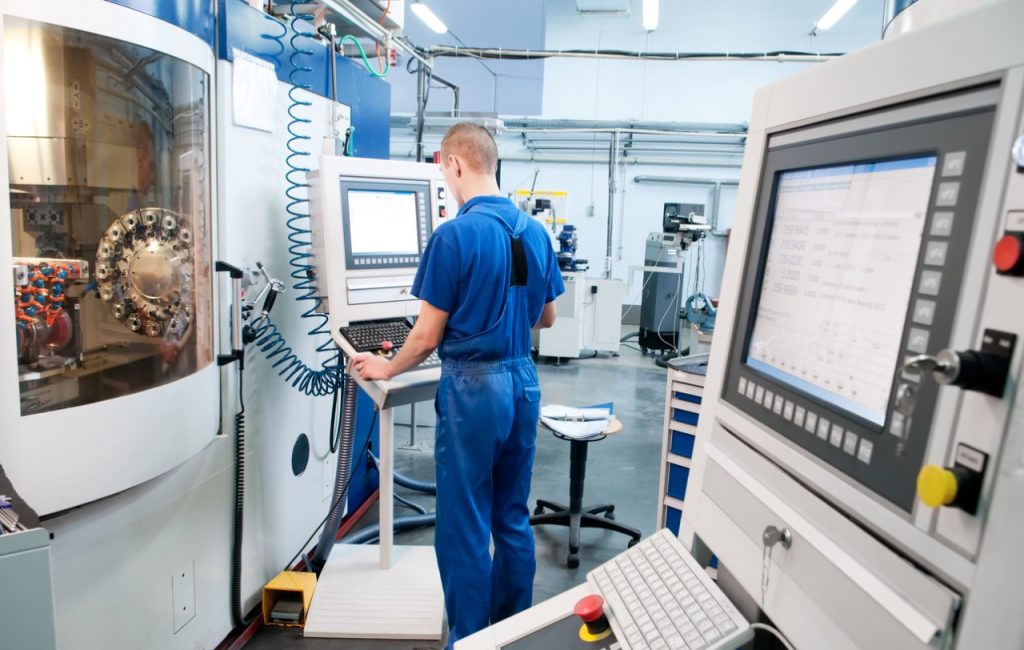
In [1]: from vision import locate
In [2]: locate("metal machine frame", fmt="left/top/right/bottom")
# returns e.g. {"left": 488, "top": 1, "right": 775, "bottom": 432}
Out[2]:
{"left": 682, "top": 1, "right": 1024, "bottom": 648}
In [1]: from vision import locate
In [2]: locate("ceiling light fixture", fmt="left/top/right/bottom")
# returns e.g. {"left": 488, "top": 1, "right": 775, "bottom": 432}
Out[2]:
{"left": 642, "top": 0, "right": 659, "bottom": 30}
{"left": 814, "top": 0, "right": 857, "bottom": 31}
{"left": 410, "top": 1, "right": 448, "bottom": 34}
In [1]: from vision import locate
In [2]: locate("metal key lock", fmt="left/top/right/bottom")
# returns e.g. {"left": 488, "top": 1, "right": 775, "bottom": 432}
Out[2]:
{"left": 760, "top": 524, "right": 792, "bottom": 608}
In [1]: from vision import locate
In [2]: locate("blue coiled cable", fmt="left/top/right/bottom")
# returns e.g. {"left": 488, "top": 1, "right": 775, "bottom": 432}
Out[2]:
{"left": 250, "top": 4, "right": 343, "bottom": 397}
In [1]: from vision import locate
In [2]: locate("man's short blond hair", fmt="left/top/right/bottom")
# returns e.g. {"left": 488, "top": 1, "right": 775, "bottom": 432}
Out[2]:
{"left": 440, "top": 122, "right": 498, "bottom": 175}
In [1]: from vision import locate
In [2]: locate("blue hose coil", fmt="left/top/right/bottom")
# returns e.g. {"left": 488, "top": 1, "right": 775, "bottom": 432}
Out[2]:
{"left": 251, "top": 4, "right": 343, "bottom": 397}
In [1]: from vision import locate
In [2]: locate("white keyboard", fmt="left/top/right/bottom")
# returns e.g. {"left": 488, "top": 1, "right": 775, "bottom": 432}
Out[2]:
{"left": 587, "top": 529, "right": 752, "bottom": 650}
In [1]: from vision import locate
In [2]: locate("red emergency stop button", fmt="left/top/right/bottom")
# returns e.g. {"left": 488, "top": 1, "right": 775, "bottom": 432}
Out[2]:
{"left": 381, "top": 340, "right": 394, "bottom": 352}
{"left": 574, "top": 594, "right": 611, "bottom": 640}
{"left": 993, "top": 233, "right": 1024, "bottom": 275}
{"left": 574, "top": 595, "right": 604, "bottom": 623}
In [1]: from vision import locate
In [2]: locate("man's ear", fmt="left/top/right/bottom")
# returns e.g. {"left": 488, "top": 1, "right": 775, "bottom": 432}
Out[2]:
{"left": 449, "top": 154, "right": 462, "bottom": 178}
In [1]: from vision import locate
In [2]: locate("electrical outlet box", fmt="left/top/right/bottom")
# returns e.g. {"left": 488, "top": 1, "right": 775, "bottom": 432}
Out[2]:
{"left": 172, "top": 562, "right": 196, "bottom": 632}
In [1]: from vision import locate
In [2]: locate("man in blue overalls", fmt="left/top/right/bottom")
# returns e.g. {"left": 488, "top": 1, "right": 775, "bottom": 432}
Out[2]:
{"left": 354, "top": 123, "right": 564, "bottom": 647}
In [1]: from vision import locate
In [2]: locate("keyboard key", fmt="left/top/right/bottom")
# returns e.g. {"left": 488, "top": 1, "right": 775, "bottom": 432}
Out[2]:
{"left": 704, "top": 628, "right": 721, "bottom": 642}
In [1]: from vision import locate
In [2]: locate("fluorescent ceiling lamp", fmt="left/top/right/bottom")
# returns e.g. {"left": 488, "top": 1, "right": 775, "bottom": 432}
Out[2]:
{"left": 815, "top": 0, "right": 857, "bottom": 31}
{"left": 642, "top": 0, "right": 659, "bottom": 30}
{"left": 410, "top": 1, "right": 448, "bottom": 34}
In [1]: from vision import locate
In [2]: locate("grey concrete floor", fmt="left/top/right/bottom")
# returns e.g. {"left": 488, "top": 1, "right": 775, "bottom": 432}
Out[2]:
{"left": 247, "top": 340, "right": 671, "bottom": 649}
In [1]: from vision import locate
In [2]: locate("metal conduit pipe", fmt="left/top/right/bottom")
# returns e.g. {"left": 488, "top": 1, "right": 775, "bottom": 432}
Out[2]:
{"left": 502, "top": 118, "right": 747, "bottom": 133}
{"left": 310, "top": 372, "right": 358, "bottom": 571}
{"left": 415, "top": 61, "right": 428, "bottom": 162}
{"left": 430, "top": 72, "right": 461, "bottom": 116}
{"left": 391, "top": 150, "right": 743, "bottom": 168}
{"left": 606, "top": 130, "right": 619, "bottom": 278}
{"left": 421, "top": 45, "right": 843, "bottom": 64}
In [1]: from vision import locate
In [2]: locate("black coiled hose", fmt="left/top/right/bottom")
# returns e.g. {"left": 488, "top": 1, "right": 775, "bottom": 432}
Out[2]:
{"left": 311, "top": 371, "right": 357, "bottom": 571}
{"left": 231, "top": 365, "right": 256, "bottom": 627}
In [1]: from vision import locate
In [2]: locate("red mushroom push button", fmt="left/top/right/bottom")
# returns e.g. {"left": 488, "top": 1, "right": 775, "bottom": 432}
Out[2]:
{"left": 378, "top": 340, "right": 394, "bottom": 357}
{"left": 574, "top": 594, "right": 612, "bottom": 642}
{"left": 993, "top": 233, "right": 1024, "bottom": 275}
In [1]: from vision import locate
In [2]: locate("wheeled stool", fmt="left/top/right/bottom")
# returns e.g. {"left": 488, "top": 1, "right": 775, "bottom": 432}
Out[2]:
{"left": 530, "top": 416, "right": 642, "bottom": 568}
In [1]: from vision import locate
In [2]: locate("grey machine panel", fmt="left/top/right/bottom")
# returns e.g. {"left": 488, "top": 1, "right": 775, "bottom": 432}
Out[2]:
{"left": 0, "top": 528, "right": 57, "bottom": 650}
{"left": 723, "top": 88, "right": 997, "bottom": 512}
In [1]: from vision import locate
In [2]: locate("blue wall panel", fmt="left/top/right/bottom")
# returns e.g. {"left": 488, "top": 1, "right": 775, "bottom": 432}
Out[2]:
{"left": 217, "top": 0, "right": 390, "bottom": 159}
{"left": 105, "top": 0, "right": 215, "bottom": 46}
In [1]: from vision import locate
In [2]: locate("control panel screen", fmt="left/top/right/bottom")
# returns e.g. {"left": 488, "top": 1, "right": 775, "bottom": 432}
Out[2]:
{"left": 347, "top": 189, "right": 421, "bottom": 256}
{"left": 746, "top": 156, "right": 937, "bottom": 425}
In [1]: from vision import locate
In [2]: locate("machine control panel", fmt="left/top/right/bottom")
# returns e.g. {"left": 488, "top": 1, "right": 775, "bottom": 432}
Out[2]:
{"left": 723, "top": 89, "right": 1000, "bottom": 513}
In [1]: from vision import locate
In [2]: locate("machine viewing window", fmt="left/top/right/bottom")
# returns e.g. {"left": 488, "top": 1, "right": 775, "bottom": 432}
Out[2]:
{"left": 347, "top": 189, "right": 420, "bottom": 256}
{"left": 745, "top": 156, "right": 937, "bottom": 426}
{"left": 6, "top": 17, "right": 213, "bottom": 416}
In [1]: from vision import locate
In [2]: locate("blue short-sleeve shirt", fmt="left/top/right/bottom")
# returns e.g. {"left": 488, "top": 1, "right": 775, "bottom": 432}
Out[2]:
{"left": 412, "top": 195, "right": 564, "bottom": 342}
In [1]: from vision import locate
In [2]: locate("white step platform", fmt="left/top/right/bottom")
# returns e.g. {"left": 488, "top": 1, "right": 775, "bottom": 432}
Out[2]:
{"left": 304, "top": 543, "right": 444, "bottom": 639}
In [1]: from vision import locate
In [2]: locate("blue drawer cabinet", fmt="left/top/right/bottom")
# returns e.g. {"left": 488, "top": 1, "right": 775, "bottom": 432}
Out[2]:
{"left": 657, "top": 367, "right": 706, "bottom": 537}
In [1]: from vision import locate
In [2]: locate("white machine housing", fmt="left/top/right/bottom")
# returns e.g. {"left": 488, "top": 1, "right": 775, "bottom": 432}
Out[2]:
{"left": 539, "top": 273, "right": 624, "bottom": 359}
{"left": 683, "top": 1, "right": 1024, "bottom": 648}
{"left": 308, "top": 155, "right": 450, "bottom": 331}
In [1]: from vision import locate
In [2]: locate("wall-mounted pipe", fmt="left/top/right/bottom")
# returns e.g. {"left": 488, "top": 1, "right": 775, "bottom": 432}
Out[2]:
{"left": 501, "top": 118, "right": 746, "bottom": 133}
{"left": 421, "top": 45, "right": 842, "bottom": 64}
{"left": 429, "top": 72, "right": 460, "bottom": 117}
{"left": 606, "top": 130, "right": 620, "bottom": 278}
{"left": 390, "top": 148, "right": 744, "bottom": 169}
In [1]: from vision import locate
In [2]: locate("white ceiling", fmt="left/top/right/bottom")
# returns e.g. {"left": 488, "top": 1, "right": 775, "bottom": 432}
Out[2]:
{"left": 391, "top": 0, "right": 887, "bottom": 116}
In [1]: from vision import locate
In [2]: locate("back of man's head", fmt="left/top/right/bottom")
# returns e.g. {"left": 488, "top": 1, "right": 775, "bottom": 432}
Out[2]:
{"left": 440, "top": 123, "right": 498, "bottom": 176}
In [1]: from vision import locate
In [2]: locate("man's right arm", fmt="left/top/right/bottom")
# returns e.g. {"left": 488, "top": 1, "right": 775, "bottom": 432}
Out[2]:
{"left": 535, "top": 301, "right": 557, "bottom": 329}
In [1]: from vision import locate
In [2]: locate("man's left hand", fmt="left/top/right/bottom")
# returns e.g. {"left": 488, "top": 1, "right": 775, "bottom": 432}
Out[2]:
{"left": 353, "top": 353, "right": 393, "bottom": 381}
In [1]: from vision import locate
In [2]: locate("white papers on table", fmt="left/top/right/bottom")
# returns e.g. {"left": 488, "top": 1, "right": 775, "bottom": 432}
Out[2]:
{"left": 540, "top": 404, "right": 611, "bottom": 421}
{"left": 540, "top": 417, "right": 609, "bottom": 439}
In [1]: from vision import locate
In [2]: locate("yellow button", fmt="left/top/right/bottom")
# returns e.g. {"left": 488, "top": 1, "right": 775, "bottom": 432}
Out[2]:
{"left": 918, "top": 465, "right": 958, "bottom": 508}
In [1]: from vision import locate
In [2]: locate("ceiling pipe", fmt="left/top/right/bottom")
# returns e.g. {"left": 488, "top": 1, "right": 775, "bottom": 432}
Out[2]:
{"left": 421, "top": 45, "right": 842, "bottom": 64}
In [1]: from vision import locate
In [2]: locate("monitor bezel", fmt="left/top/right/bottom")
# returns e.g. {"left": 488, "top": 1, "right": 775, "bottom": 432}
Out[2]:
{"left": 339, "top": 177, "right": 432, "bottom": 271}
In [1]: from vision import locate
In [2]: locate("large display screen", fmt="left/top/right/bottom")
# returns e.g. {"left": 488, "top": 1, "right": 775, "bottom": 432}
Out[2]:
{"left": 346, "top": 189, "right": 420, "bottom": 256}
{"left": 746, "top": 156, "right": 937, "bottom": 425}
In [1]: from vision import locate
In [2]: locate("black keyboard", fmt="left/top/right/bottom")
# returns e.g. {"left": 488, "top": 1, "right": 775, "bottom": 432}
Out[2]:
{"left": 340, "top": 319, "right": 412, "bottom": 353}
{"left": 340, "top": 319, "right": 442, "bottom": 369}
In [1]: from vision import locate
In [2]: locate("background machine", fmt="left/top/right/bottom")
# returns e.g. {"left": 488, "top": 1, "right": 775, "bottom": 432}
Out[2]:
{"left": 681, "top": 1, "right": 1024, "bottom": 648}
{"left": 304, "top": 155, "right": 450, "bottom": 640}
{"left": 538, "top": 224, "right": 624, "bottom": 360}
{"left": 638, "top": 203, "right": 709, "bottom": 355}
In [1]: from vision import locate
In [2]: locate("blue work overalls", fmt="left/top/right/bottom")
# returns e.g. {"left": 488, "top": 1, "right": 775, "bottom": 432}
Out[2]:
{"left": 434, "top": 207, "right": 541, "bottom": 648}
